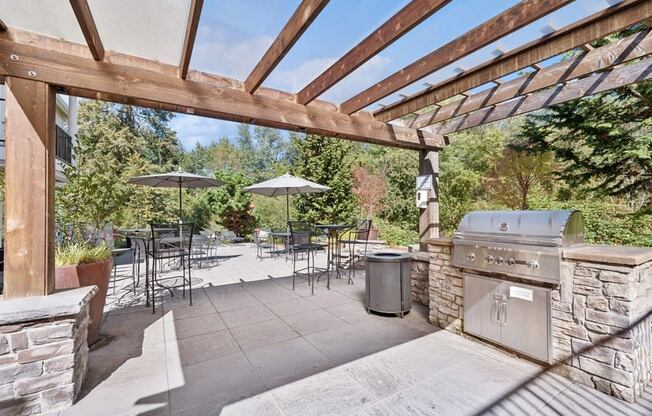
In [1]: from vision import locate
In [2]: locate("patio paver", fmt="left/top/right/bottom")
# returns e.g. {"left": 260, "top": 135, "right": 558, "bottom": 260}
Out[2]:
{"left": 63, "top": 244, "right": 651, "bottom": 416}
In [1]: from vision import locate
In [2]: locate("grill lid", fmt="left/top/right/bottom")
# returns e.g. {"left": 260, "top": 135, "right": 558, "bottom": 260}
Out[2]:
{"left": 454, "top": 210, "right": 584, "bottom": 247}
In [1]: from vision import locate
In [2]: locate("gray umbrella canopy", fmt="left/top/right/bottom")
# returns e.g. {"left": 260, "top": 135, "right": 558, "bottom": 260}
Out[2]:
{"left": 128, "top": 171, "right": 223, "bottom": 220}
{"left": 244, "top": 173, "right": 330, "bottom": 223}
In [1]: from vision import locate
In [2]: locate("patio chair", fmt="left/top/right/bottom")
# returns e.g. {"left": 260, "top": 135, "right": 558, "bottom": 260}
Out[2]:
{"left": 199, "top": 230, "right": 220, "bottom": 263}
{"left": 147, "top": 223, "right": 194, "bottom": 313}
{"left": 222, "top": 229, "right": 245, "bottom": 244}
{"left": 338, "top": 219, "right": 372, "bottom": 283}
{"left": 128, "top": 234, "right": 149, "bottom": 301}
{"left": 288, "top": 221, "right": 324, "bottom": 295}
{"left": 110, "top": 232, "right": 136, "bottom": 295}
{"left": 253, "top": 229, "right": 273, "bottom": 260}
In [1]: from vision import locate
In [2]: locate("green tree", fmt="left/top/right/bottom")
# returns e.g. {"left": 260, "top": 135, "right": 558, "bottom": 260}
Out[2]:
{"left": 484, "top": 149, "right": 555, "bottom": 210}
{"left": 198, "top": 170, "right": 255, "bottom": 236}
{"left": 293, "top": 134, "right": 357, "bottom": 224}
{"left": 438, "top": 126, "right": 507, "bottom": 234}
{"left": 57, "top": 100, "right": 182, "bottom": 239}
{"left": 515, "top": 81, "right": 651, "bottom": 209}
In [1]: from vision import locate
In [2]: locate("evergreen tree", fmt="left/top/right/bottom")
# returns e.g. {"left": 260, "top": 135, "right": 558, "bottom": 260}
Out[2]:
{"left": 197, "top": 170, "right": 255, "bottom": 235}
{"left": 515, "top": 81, "right": 651, "bottom": 210}
{"left": 292, "top": 134, "right": 357, "bottom": 224}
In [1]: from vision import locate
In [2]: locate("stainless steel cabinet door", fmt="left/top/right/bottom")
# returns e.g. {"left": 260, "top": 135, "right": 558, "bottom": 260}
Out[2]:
{"left": 500, "top": 282, "right": 551, "bottom": 363}
{"left": 463, "top": 274, "right": 502, "bottom": 344}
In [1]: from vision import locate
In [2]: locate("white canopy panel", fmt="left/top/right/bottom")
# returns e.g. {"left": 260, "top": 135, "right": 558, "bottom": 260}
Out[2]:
{"left": 2, "top": 0, "right": 191, "bottom": 65}
{"left": 2, "top": 0, "right": 86, "bottom": 45}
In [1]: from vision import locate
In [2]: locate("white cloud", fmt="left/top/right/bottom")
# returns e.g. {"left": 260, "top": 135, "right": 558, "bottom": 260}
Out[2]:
{"left": 171, "top": 115, "right": 240, "bottom": 150}
{"left": 267, "top": 57, "right": 337, "bottom": 92}
{"left": 192, "top": 26, "right": 274, "bottom": 80}
{"left": 322, "top": 55, "right": 392, "bottom": 103}
{"left": 267, "top": 54, "right": 392, "bottom": 103}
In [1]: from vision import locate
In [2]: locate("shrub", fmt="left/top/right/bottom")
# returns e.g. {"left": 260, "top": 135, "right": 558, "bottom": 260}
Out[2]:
{"left": 56, "top": 243, "right": 112, "bottom": 266}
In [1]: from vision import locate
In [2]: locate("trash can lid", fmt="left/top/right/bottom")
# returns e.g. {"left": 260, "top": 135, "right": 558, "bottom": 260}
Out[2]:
{"left": 365, "top": 251, "right": 412, "bottom": 262}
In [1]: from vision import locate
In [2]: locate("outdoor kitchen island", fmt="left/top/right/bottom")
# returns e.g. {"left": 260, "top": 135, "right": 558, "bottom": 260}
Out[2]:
{"left": 426, "top": 211, "right": 652, "bottom": 404}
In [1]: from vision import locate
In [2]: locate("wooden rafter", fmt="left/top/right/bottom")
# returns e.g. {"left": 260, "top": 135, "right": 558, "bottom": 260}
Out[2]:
{"left": 339, "top": 0, "right": 573, "bottom": 115}
{"left": 296, "top": 0, "right": 451, "bottom": 105}
{"left": 423, "top": 56, "right": 652, "bottom": 135}
{"left": 244, "top": 0, "right": 329, "bottom": 93}
{"left": 0, "top": 19, "right": 7, "bottom": 32}
{"left": 403, "top": 29, "right": 652, "bottom": 129}
{"left": 375, "top": 0, "right": 652, "bottom": 121}
{"left": 69, "top": 0, "right": 104, "bottom": 61}
{"left": 0, "top": 35, "right": 443, "bottom": 150}
{"left": 179, "top": 0, "right": 204, "bottom": 79}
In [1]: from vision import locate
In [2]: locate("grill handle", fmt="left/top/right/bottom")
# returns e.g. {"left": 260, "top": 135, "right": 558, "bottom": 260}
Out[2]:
{"left": 499, "top": 295, "right": 508, "bottom": 326}
{"left": 492, "top": 294, "right": 501, "bottom": 323}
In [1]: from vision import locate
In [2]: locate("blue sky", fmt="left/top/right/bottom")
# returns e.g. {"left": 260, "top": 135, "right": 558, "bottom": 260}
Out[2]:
{"left": 171, "top": 0, "right": 621, "bottom": 150}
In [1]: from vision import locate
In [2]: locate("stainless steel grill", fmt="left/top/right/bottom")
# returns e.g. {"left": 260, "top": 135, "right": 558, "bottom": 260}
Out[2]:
{"left": 451, "top": 210, "right": 584, "bottom": 363}
{"left": 452, "top": 210, "right": 584, "bottom": 284}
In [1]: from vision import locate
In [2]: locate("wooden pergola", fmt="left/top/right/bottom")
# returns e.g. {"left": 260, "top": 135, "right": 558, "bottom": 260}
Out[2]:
{"left": 1, "top": 0, "right": 651, "bottom": 299}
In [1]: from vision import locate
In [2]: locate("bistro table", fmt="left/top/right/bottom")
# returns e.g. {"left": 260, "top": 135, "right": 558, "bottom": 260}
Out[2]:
{"left": 314, "top": 224, "right": 352, "bottom": 287}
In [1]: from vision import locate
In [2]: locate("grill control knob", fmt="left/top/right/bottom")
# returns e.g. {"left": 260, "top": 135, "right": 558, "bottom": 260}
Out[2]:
{"left": 495, "top": 257, "right": 504, "bottom": 265}
{"left": 527, "top": 260, "right": 540, "bottom": 270}
{"left": 466, "top": 253, "right": 476, "bottom": 262}
{"left": 506, "top": 257, "right": 516, "bottom": 267}
{"left": 485, "top": 255, "right": 494, "bottom": 264}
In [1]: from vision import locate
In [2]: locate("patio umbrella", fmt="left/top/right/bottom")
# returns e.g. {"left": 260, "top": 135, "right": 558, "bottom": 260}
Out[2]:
{"left": 128, "top": 170, "right": 223, "bottom": 220}
{"left": 244, "top": 173, "right": 330, "bottom": 223}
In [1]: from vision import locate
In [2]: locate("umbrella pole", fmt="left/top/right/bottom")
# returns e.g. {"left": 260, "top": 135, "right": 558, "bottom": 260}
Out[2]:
{"left": 178, "top": 180, "right": 183, "bottom": 223}
{"left": 286, "top": 192, "right": 290, "bottom": 226}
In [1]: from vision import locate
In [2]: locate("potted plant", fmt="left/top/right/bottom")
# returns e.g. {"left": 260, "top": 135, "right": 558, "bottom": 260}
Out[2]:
{"left": 55, "top": 243, "right": 112, "bottom": 345}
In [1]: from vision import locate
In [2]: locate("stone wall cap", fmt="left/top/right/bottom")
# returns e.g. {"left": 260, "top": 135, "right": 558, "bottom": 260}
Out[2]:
{"left": 563, "top": 244, "right": 652, "bottom": 266}
{"left": 410, "top": 251, "right": 430, "bottom": 261}
{"left": 426, "top": 237, "right": 453, "bottom": 246}
{"left": 0, "top": 286, "right": 98, "bottom": 325}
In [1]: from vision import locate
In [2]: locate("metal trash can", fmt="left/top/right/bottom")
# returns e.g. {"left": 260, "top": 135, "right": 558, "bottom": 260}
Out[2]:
{"left": 365, "top": 252, "right": 412, "bottom": 317}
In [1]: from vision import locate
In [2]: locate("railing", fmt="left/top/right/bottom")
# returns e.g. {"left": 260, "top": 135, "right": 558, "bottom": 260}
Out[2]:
{"left": 55, "top": 125, "right": 73, "bottom": 164}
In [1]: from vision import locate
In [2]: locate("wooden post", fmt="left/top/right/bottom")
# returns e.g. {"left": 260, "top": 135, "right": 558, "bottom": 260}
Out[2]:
{"left": 419, "top": 150, "right": 439, "bottom": 251}
{"left": 4, "top": 77, "right": 56, "bottom": 299}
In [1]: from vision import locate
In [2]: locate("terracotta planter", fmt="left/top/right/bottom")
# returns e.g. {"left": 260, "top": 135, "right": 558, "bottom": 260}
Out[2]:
{"left": 55, "top": 259, "right": 112, "bottom": 345}
{"left": 358, "top": 227, "right": 379, "bottom": 241}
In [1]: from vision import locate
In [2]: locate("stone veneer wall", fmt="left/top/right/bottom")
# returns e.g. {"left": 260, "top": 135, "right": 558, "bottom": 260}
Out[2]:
{"left": 426, "top": 238, "right": 652, "bottom": 403}
{"left": 427, "top": 239, "right": 463, "bottom": 333}
{"left": 0, "top": 287, "right": 96, "bottom": 415}
{"left": 551, "top": 257, "right": 652, "bottom": 402}
{"left": 410, "top": 252, "right": 430, "bottom": 306}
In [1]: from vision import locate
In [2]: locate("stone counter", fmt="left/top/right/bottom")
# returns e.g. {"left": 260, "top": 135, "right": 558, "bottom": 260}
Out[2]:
{"left": 554, "top": 246, "right": 652, "bottom": 402}
{"left": 426, "top": 238, "right": 652, "bottom": 403}
{"left": 0, "top": 286, "right": 97, "bottom": 415}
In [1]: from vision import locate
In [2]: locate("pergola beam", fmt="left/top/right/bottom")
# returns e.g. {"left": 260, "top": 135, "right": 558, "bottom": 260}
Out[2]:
{"left": 244, "top": 0, "right": 329, "bottom": 93}
{"left": 404, "top": 28, "right": 652, "bottom": 129}
{"left": 296, "top": 0, "right": 451, "bottom": 105}
{"left": 0, "top": 19, "right": 6, "bottom": 32}
{"left": 375, "top": 0, "right": 652, "bottom": 121}
{"left": 179, "top": 0, "right": 204, "bottom": 79}
{"left": 424, "top": 55, "right": 652, "bottom": 135}
{"left": 69, "top": 0, "right": 104, "bottom": 61}
{"left": 0, "top": 36, "right": 443, "bottom": 150}
{"left": 340, "top": 0, "right": 573, "bottom": 115}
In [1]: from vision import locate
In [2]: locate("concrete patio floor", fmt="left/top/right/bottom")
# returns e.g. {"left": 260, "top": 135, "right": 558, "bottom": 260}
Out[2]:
{"left": 63, "top": 245, "right": 651, "bottom": 416}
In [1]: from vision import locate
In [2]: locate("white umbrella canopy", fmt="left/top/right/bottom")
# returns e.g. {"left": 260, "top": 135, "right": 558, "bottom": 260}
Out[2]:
{"left": 128, "top": 171, "right": 223, "bottom": 188}
{"left": 128, "top": 170, "right": 223, "bottom": 220}
{"left": 244, "top": 173, "right": 330, "bottom": 223}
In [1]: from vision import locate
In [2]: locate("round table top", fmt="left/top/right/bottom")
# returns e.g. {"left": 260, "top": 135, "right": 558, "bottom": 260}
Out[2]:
{"left": 315, "top": 224, "right": 351, "bottom": 230}
{"left": 269, "top": 231, "right": 291, "bottom": 237}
